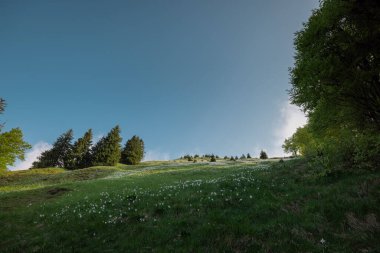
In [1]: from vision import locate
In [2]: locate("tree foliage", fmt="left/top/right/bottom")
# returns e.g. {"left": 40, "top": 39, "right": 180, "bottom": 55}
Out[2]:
{"left": 0, "top": 98, "right": 31, "bottom": 171}
{"left": 0, "top": 98, "right": 5, "bottom": 129}
{"left": 0, "top": 128, "right": 31, "bottom": 171}
{"left": 120, "top": 135, "right": 144, "bottom": 165}
{"left": 286, "top": 0, "right": 380, "bottom": 171}
{"left": 91, "top": 126, "right": 122, "bottom": 166}
{"left": 0, "top": 98, "right": 5, "bottom": 114}
{"left": 259, "top": 150, "right": 268, "bottom": 159}
{"left": 283, "top": 126, "right": 315, "bottom": 157}
{"left": 66, "top": 129, "right": 93, "bottom": 170}
{"left": 290, "top": 0, "right": 380, "bottom": 129}
{"left": 33, "top": 129, "right": 74, "bottom": 168}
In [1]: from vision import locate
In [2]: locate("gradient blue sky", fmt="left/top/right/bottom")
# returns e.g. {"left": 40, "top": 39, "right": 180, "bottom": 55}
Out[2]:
{"left": 1, "top": 0, "right": 317, "bottom": 166}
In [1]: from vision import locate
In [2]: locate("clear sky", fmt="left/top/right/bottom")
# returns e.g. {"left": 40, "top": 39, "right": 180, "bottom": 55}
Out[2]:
{"left": 1, "top": 0, "right": 317, "bottom": 168}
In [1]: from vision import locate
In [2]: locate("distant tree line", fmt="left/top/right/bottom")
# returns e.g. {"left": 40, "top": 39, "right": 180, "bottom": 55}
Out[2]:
{"left": 32, "top": 126, "right": 145, "bottom": 169}
{"left": 181, "top": 151, "right": 268, "bottom": 162}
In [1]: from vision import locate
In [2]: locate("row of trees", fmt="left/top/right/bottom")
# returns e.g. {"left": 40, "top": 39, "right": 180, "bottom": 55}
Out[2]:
{"left": 0, "top": 99, "right": 31, "bottom": 171}
{"left": 223, "top": 151, "right": 268, "bottom": 160}
{"left": 32, "top": 126, "right": 144, "bottom": 169}
{"left": 181, "top": 151, "right": 268, "bottom": 162}
{"left": 283, "top": 0, "right": 380, "bottom": 172}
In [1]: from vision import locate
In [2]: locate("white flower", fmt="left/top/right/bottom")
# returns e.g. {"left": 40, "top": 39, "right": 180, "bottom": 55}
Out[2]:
{"left": 320, "top": 238, "right": 326, "bottom": 244}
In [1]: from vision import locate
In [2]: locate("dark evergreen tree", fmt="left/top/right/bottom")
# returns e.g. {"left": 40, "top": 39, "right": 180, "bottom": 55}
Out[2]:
{"left": 66, "top": 129, "right": 93, "bottom": 170}
{"left": 224, "top": 156, "right": 228, "bottom": 160}
{"left": 33, "top": 129, "right": 73, "bottom": 168}
{"left": 230, "top": 156, "right": 235, "bottom": 161}
{"left": 247, "top": 153, "right": 251, "bottom": 159}
{"left": 0, "top": 98, "right": 5, "bottom": 114}
{"left": 235, "top": 156, "right": 238, "bottom": 160}
{"left": 91, "top": 126, "right": 122, "bottom": 166}
{"left": 260, "top": 150, "right": 268, "bottom": 159}
{"left": 120, "top": 135, "right": 144, "bottom": 165}
{"left": 210, "top": 155, "right": 216, "bottom": 162}
{"left": 240, "top": 154, "right": 246, "bottom": 159}
{"left": 0, "top": 98, "right": 5, "bottom": 129}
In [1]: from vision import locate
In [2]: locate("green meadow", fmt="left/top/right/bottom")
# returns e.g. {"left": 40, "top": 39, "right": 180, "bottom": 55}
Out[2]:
{"left": 1, "top": 158, "right": 379, "bottom": 252}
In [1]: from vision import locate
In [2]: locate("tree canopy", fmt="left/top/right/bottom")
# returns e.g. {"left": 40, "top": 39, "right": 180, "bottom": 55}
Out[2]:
{"left": 0, "top": 128, "right": 31, "bottom": 170}
{"left": 259, "top": 150, "right": 268, "bottom": 159}
{"left": 33, "top": 129, "right": 74, "bottom": 168}
{"left": 285, "top": 0, "right": 380, "bottom": 170}
{"left": 120, "top": 135, "right": 144, "bottom": 165}
{"left": 66, "top": 129, "right": 93, "bottom": 170}
{"left": 0, "top": 98, "right": 31, "bottom": 171}
{"left": 290, "top": 0, "right": 380, "bottom": 129}
{"left": 91, "top": 126, "right": 122, "bottom": 166}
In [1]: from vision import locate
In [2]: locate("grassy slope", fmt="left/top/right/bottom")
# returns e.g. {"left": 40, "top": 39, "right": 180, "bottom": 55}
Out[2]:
{"left": 0, "top": 159, "right": 379, "bottom": 252}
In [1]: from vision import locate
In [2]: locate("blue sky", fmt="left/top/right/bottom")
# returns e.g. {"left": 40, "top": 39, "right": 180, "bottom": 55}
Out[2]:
{"left": 1, "top": 0, "right": 317, "bottom": 168}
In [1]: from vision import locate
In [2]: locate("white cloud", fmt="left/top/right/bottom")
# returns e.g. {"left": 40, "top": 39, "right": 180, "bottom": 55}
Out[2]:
{"left": 272, "top": 101, "right": 307, "bottom": 157}
{"left": 8, "top": 141, "right": 52, "bottom": 171}
{"left": 143, "top": 150, "right": 170, "bottom": 161}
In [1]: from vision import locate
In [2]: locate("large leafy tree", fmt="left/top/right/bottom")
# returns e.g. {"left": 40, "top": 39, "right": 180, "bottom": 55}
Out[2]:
{"left": 91, "top": 126, "right": 122, "bottom": 166}
{"left": 120, "top": 135, "right": 144, "bottom": 165}
{"left": 33, "top": 129, "right": 74, "bottom": 168}
{"left": 0, "top": 98, "right": 31, "bottom": 171}
{"left": 66, "top": 129, "right": 93, "bottom": 170}
{"left": 0, "top": 128, "right": 31, "bottom": 171}
{"left": 290, "top": 0, "right": 380, "bottom": 129}
{"left": 283, "top": 126, "right": 315, "bottom": 157}
{"left": 286, "top": 0, "right": 380, "bottom": 169}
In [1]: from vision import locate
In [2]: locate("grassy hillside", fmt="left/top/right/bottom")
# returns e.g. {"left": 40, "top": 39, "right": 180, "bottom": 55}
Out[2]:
{"left": 0, "top": 159, "right": 379, "bottom": 252}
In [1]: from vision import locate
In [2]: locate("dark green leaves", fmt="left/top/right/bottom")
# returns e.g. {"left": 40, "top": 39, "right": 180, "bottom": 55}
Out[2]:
{"left": 120, "top": 135, "right": 144, "bottom": 165}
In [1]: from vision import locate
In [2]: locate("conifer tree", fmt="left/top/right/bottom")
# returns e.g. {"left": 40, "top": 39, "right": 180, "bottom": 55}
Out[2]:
{"left": 0, "top": 98, "right": 5, "bottom": 129}
{"left": 66, "top": 129, "right": 93, "bottom": 170}
{"left": 120, "top": 135, "right": 144, "bottom": 165}
{"left": 260, "top": 150, "right": 268, "bottom": 159}
{"left": 33, "top": 129, "right": 74, "bottom": 168}
{"left": 91, "top": 126, "right": 122, "bottom": 166}
{"left": 247, "top": 153, "right": 251, "bottom": 159}
{"left": 240, "top": 154, "right": 246, "bottom": 159}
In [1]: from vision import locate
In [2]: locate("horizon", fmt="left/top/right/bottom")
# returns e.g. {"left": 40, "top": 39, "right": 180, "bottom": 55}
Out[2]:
{"left": 0, "top": 1, "right": 317, "bottom": 170}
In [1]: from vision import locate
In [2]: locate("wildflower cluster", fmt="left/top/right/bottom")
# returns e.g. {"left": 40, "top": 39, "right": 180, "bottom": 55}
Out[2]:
{"left": 37, "top": 164, "right": 271, "bottom": 227}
